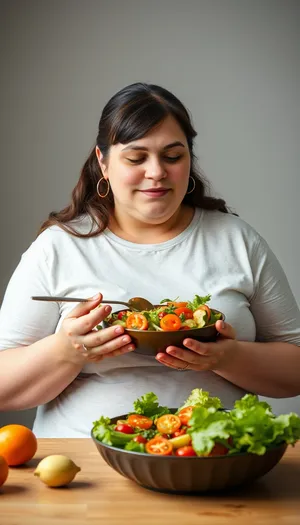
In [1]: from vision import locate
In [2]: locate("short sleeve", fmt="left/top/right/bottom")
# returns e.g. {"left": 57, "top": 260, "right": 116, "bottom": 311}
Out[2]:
{"left": 250, "top": 236, "right": 300, "bottom": 346}
{"left": 0, "top": 234, "right": 60, "bottom": 349}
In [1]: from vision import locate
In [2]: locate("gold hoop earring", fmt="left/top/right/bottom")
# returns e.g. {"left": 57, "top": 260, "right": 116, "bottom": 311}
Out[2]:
{"left": 96, "top": 177, "right": 110, "bottom": 198}
{"left": 186, "top": 176, "right": 196, "bottom": 195}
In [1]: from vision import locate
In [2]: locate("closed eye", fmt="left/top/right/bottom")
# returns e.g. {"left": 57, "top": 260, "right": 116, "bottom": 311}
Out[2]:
{"left": 126, "top": 155, "right": 183, "bottom": 164}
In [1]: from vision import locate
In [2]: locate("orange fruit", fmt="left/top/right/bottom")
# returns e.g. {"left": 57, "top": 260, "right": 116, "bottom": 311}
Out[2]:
{"left": 0, "top": 455, "right": 9, "bottom": 487}
{"left": 0, "top": 424, "right": 37, "bottom": 466}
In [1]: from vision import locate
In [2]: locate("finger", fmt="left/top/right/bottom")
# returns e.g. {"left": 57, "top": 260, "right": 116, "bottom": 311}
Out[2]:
{"left": 82, "top": 324, "right": 126, "bottom": 347}
{"left": 85, "top": 341, "right": 135, "bottom": 362}
{"left": 106, "top": 343, "right": 136, "bottom": 358}
{"left": 82, "top": 334, "right": 134, "bottom": 357}
{"left": 156, "top": 351, "right": 213, "bottom": 371}
{"left": 182, "top": 338, "right": 212, "bottom": 355}
{"left": 155, "top": 352, "right": 190, "bottom": 370}
{"left": 166, "top": 346, "right": 212, "bottom": 365}
{"left": 67, "top": 304, "right": 112, "bottom": 336}
{"left": 65, "top": 293, "right": 103, "bottom": 319}
{"left": 216, "top": 320, "right": 236, "bottom": 339}
{"left": 166, "top": 346, "right": 217, "bottom": 368}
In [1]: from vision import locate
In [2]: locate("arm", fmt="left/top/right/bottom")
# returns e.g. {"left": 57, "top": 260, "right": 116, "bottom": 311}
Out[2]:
{"left": 0, "top": 334, "right": 85, "bottom": 410}
{"left": 0, "top": 234, "right": 134, "bottom": 410}
{"left": 215, "top": 236, "right": 300, "bottom": 397}
{"left": 157, "top": 236, "right": 300, "bottom": 398}
{"left": 215, "top": 338, "right": 300, "bottom": 398}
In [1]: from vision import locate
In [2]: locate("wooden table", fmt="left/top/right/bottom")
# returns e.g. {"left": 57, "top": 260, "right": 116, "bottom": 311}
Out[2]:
{"left": 1, "top": 439, "right": 300, "bottom": 525}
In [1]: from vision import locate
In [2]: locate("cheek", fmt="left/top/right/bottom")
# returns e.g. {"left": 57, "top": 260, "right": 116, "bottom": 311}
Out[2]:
{"left": 111, "top": 168, "right": 142, "bottom": 191}
{"left": 170, "top": 163, "right": 190, "bottom": 187}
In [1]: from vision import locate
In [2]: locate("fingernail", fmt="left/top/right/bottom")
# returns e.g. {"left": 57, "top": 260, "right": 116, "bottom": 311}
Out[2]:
{"left": 221, "top": 321, "right": 225, "bottom": 329}
{"left": 90, "top": 293, "right": 100, "bottom": 300}
{"left": 105, "top": 305, "right": 111, "bottom": 313}
{"left": 115, "top": 326, "right": 123, "bottom": 334}
{"left": 122, "top": 336, "right": 130, "bottom": 343}
{"left": 127, "top": 345, "right": 135, "bottom": 351}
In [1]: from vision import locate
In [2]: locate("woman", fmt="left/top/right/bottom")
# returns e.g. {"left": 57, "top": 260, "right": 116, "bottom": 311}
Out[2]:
{"left": 0, "top": 83, "right": 299, "bottom": 437}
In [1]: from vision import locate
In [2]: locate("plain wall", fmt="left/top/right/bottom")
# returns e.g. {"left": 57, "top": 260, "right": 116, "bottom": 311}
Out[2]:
{"left": 0, "top": 0, "right": 299, "bottom": 428}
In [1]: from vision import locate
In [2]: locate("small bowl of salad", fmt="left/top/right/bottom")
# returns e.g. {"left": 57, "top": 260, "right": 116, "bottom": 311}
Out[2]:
{"left": 91, "top": 389, "right": 299, "bottom": 494}
{"left": 102, "top": 294, "right": 225, "bottom": 356}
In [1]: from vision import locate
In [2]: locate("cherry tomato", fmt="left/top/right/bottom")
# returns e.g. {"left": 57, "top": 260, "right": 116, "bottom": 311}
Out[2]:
{"left": 180, "top": 325, "right": 192, "bottom": 330}
{"left": 156, "top": 414, "right": 181, "bottom": 434}
{"left": 117, "top": 310, "right": 128, "bottom": 320}
{"left": 145, "top": 437, "right": 173, "bottom": 456}
{"left": 195, "top": 305, "right": 211, "bottom": 322}
{"left": 172, "top": 428, "right": 186, "bottom": 438}
{"left": 208, "top": 443, "right": 229, "bottom": 456}
{"left": 115, "top": 423, "right": 134, "bottom": 434}
{"left": 127, "top": 414, "right": 153, "bottom": 430}
{"left": 126, "top": 313, "right": 148, "bottom": 330}
{"left": 174, "top": 307, "right": 193, "bottom": 319}
{"left": 178, "top": 406, "right": 194, "bottom": 426}
{"left": 175, "top": 446, "right": 197, "bottom": 457}
{"left": 133, "top": 435, "right": 148, "bottom": 444}
{"left": 160, "top": 314, "right": 181, "bottom": 331}
{"left": 158, "top": 310, "right": 167, "bottom": 319}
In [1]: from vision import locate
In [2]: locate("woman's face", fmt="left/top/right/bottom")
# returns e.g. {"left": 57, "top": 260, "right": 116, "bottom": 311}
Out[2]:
{"left": 96, "top": 115, "right": 191, "bottom": 225}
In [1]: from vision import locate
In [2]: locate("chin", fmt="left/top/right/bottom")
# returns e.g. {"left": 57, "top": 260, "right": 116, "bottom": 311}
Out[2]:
{"left": 140, "top": 209, "right": 178, "bottom": 224}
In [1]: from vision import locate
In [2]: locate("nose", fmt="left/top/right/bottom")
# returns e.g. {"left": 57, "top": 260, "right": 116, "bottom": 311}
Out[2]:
{"left": 145, "top": 159, "right": 166, "bottom": 180}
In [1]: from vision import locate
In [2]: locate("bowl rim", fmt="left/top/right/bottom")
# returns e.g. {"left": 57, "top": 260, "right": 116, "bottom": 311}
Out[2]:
{"left": 104, "top": 308, "right": 225, "bottom": 334}
{"left": 91, "top": 404, "right": 288, "bottom": 461}
{"left": 91, "top": 431, "right": 287, "bottom": 459}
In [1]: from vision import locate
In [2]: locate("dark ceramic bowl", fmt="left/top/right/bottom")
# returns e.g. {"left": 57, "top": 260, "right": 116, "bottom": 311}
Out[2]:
{"left": 92, "top": 411, "right": 287, "bottom": 494}
{"left": 103, "top": 308, "right": 225, "bottom": 356}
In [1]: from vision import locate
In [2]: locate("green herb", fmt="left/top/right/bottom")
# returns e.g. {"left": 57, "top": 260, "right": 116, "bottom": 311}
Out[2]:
{"left": 187, "top": 294, "right": 211, "bottom": 311}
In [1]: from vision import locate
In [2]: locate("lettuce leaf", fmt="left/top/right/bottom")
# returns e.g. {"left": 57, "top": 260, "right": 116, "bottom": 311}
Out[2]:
{"left": 92, "top": 416, "right": 139, "bottom": 446}
{"left": 124, "top": 440, "right": 146, "bottom": 453}
{"left": 131, "top": 392, "right": 169, "bottom": 419}
{"left": 229, "top": 395, "right": 300, "bottom": 455}
{"left": 178, "top": 388, "right": 223, "bottom": 411}
{"left": 187, "top": 407, "right": 233, "bottom": 455}
{"left": 92, "top": 416, "right": 113, "bottom": 445}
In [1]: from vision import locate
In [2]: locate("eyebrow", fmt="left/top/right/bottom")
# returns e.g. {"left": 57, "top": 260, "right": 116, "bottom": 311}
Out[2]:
{"left": 121, "top": 141, "right": 186, "bottom": 152}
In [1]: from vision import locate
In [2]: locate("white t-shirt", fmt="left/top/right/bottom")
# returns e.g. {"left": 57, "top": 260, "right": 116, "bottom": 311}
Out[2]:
{"left": 1, "top": 208, "right": 300, "bottom": 437}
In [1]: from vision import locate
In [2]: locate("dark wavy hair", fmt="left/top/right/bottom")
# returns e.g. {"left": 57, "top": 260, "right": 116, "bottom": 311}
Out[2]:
{"left": 39, "top": 82, "right": 233, "bottom": 237}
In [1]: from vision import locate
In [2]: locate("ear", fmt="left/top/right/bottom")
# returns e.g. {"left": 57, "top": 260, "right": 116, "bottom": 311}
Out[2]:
{"left": 95, "top": 146, "right": 107, "bottom": 176}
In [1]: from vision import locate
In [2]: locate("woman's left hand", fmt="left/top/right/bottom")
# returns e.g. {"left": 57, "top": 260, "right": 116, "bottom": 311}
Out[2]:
{"left": 155, "top": 320, "right": 237, "bottom": 372}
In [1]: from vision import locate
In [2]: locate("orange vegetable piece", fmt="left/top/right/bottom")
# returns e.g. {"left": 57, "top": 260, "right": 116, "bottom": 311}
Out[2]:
{"left": 160, "top": 314, "right": 182, "bottom": 331}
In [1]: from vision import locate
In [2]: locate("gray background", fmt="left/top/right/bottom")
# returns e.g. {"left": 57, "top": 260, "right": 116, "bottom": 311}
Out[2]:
{"left": 0, "top": 0, "right": 299, "bottom": 428}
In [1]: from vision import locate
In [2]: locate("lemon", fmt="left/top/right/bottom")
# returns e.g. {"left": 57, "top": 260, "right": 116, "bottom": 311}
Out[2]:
{"left": 34, "top": 454, "right": 81, "bottom": 487}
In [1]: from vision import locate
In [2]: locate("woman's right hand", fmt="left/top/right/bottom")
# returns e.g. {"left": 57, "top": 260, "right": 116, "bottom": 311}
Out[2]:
{"left": 57, "top": 293, "right": 135, "bottom": 362}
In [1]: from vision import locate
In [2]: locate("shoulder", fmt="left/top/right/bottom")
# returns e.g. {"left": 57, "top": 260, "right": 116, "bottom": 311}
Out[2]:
{"left": 26, "top": 215, "right": 99, "bottom": 261}
{"left": 200, "top": 209, "right": 262, "bottom": 246}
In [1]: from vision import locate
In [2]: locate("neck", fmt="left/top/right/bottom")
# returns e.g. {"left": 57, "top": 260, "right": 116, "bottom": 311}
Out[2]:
{"left": 108, "top": 205, "right": 195, "bottom": 244}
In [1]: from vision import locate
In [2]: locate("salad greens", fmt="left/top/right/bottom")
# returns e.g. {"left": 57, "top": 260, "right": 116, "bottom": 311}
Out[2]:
{"left": 178, "top": 388, "right": 223, "bottom": 411}
{"left": 105, "top": 294, "right": 222, "bottom": 332}
{"left": 130, "top": 392, "right": 169, "bottom": 419}
{"left": 92, "top": 389, "right": 300, "bottom": 457}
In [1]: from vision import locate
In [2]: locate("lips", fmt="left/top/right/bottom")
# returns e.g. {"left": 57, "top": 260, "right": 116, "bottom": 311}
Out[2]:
{"left": 140, "top": 188, "right": 170, "bottom": 197}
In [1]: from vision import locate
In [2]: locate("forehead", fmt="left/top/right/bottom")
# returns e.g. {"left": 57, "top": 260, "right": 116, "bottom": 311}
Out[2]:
{"left": 112, "top": 115, "right": 188, "bottom": 153}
